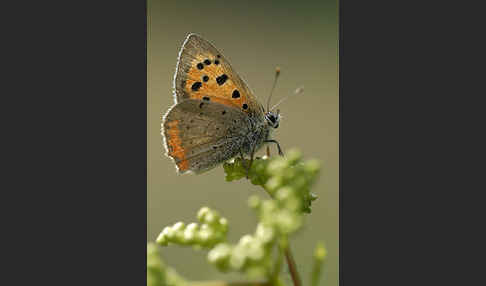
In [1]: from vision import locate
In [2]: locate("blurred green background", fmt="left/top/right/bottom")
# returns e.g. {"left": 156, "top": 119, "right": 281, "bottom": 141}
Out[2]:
{"left": 147, "top": 0, "right": 338, "bottom": 285}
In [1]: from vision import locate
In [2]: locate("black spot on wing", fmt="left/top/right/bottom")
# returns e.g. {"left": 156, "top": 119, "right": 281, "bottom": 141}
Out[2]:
{"left": 216, "top": 74, "right": 228, "bottom": 85}
{"left": 192, "top": 82, "right": 202, "bottom": 91}
{"left": 232, "top": 90, "right": 240, "bottom": 98}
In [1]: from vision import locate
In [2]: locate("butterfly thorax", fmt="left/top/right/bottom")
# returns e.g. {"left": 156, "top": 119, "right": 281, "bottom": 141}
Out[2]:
{"left": 238, "top": 114, "right": 273, "bottom": 155}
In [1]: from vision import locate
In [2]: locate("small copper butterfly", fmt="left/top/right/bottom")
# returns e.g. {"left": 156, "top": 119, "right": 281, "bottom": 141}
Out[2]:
{"left": 161, "top": 33, "right": 285, "bottom": 174}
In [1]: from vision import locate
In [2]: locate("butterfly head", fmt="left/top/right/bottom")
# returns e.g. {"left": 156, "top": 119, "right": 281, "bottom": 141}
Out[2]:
{"left": 265, "top": 109, "right": 280, "bottom": 129}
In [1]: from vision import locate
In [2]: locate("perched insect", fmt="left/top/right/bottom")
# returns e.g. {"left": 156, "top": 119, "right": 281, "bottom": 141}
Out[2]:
{"left": 162, "top": 33, "right": 298, "bottom": 175}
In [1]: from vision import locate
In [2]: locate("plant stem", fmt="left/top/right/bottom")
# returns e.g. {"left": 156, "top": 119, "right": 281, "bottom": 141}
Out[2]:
{"left": 284, "top": 247, "right": 302, "bottom": 286}
{"left": 272, "top": 242, "right": 285, "bottom": 283}
{"left": 263, "top": 147, "right": 302, "bottom": 286}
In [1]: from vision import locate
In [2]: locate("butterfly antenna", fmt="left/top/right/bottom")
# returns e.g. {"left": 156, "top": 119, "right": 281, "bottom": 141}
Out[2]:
{"left": 270, "top": 86, "right": 304, "bottom": 111}
{"left": 266, "top": 67, "right": 281, "bottom": 112}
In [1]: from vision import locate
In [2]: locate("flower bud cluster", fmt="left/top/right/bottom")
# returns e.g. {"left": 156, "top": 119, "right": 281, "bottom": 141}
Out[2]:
{"left": 156, "top": 207, "right": 228, "bottom": 248}
{"left": 207, "top": 223, "right": 275, "bottom": 277}
{"left": 208, "top": 149, "right": 322, "bottom": 276}
{"left": 224, "top": 149, "right": 320, "bottom": 213}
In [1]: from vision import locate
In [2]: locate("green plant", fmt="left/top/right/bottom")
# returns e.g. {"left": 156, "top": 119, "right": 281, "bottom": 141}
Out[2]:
{"left": 148, "top": 149, "right": 327, "bottom": 286}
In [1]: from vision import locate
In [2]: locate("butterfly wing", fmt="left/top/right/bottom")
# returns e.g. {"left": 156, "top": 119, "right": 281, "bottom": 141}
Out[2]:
{"left": 162, "top": 99, "right": 250, "bottom": 174}
{"left": 173, "top": 33, "right": 264, "bottom": 118}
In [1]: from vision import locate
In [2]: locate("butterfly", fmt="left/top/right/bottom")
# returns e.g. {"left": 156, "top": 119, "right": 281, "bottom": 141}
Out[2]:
{"left": 161, "top": 33, "right": 284, "bottom": 175}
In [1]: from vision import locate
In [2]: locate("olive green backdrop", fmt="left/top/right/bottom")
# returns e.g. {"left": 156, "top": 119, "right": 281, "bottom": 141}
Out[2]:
{"left": 147, "top": 1, "right": 338, "bottom": 285}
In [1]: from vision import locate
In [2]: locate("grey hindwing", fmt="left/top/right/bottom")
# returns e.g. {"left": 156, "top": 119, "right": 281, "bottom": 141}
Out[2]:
{"left": 163, "top": 99, "right": 251, "bottom": 173}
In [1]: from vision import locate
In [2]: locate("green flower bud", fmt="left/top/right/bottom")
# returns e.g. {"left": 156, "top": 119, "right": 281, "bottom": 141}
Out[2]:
{"left": 155, "top": 227, "right": 171, "bottom": 246}
{"left": 239, "top": 235, "right": 254, "bottom": 248}
{"left": 183, "top": 225, "right": 197, "bottom": 243}
{"left": 305, "top": 159, "right": 321, "bottom": 173}
{"left": 247, "top": 240, "right": 264, "bottom": 260}
{"left": 197, "top": 207, "right": 210, "bottom": 221}
{"left": 208, "top": 243, "right": 232, "bottom": 270}
{"left": 275, "top": 187, "right": 292, "bottom": 201}
{"left": 230, "top": 245, "right": 248, "bottom": 270}
{"left": 311, "top": 242, "right": 327, "bottom": 286}
{"left": 172, "top": 222, "right": 185, "bottom": 232}
{"left": 314, "top": 242, "right": 327, "bottom": 261}
{"left": 275, "top": 210, "right": 302, "bottom": 234}
{"left": 219, "top": 217, "right": 228, "bottom": 232}
{"left": 267, "top": 159, "right": 288, "bottom": 175}
{"left": 165, "top": 227, "right": 176, "bottom": 240}
{"left": 265, "top": 177, "right": 283, "bottom": 193}
{"left": 198, "top": 228, "right": 214, "bottom": 242}
{"left": 255, "top": 223, "right": 275, "bottom": 244}
{"left": 248, "top": 195, "right": 261, "bottom": 209}
{"left": 285, "top": 149, "right": 302, "bottom": 165}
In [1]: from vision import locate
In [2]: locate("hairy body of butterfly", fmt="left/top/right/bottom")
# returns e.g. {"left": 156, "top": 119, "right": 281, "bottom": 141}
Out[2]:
{"left": 162, "top": 33, "right": 281, "bottom": 174}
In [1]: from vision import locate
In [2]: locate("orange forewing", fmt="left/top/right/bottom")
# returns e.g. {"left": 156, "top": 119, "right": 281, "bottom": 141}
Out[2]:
{"left": 174, "top": 34, "right": 263, "bottom": 117}
{"left": 184, "top": 54, "right": 249, "bottom": 111}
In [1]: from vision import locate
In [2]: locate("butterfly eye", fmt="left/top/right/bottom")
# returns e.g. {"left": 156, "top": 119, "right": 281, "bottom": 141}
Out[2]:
{"left": 266, "top": 113, "right": 279, "bottom": 128}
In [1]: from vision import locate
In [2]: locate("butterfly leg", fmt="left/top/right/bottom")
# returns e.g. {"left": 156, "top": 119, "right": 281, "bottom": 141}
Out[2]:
{"left": 239, "top": 149, "right": 248, "bottom": 169}
{"left": 245, "top": 145, "right": 257, "bottom": 179}
{"left": 239, "top": 149, "right": 250, "bottom": 177}
{"left": 264, "top": 140, "right": 284, "bottom": 156}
